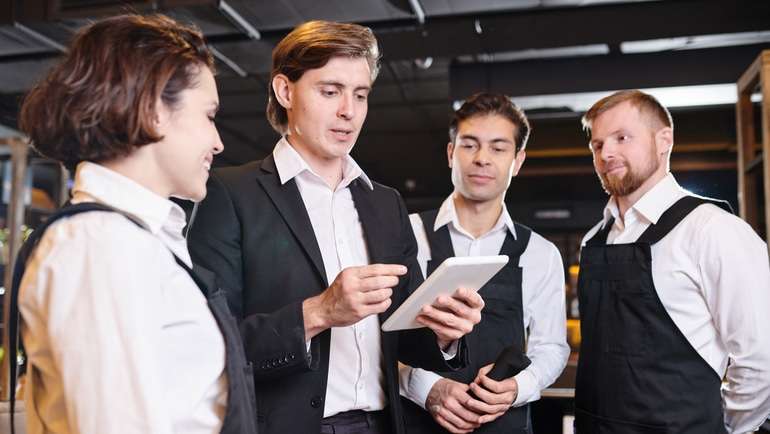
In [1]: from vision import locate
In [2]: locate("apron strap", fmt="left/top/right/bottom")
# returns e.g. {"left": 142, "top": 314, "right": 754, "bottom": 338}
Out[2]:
{"left": 637, "top": 195, "right": 733, "bottom": 245}
{"left": 586, "top": 218, "right": 615, "bottom": 246}
{"left": 419, "top": 209, "right": 454, "bottom": 264}
{"left": 507, "top": 222, "right": 532, "bottom": 263}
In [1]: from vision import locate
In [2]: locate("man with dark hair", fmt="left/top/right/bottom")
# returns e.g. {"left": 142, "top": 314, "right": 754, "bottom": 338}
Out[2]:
{"left": 399, "top": 93, "right": 569, "bottom": 434}
{"left": 574, "top": 89, "right": 770, "bottom": 434}
{"left": 188, "top": 20, "right": 484, "bottom": 434}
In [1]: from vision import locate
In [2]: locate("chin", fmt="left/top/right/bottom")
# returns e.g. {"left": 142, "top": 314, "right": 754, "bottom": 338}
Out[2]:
{"left": 191, "top": 188, "right": 207, "bottom": 202}
{"left": 177, "top": 185, "right": 207, "bottom": 202}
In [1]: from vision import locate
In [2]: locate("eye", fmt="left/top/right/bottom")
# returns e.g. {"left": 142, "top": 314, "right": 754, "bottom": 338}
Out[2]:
{"left": 355, "top": 93, "right": 368, "bottom": 101}
{"left": 618, "top": 134, "right": 629, "bottom": 142}
{"left": 321, "top": 88, "right": 338, "bottom": 97}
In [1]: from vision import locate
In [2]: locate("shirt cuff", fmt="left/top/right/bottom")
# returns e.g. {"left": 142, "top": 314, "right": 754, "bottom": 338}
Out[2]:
{"left": 440, "top": 340, "right": 459, "bottom": 360}
{"left": 404, "top": 367, "right": 443, "bottom": 409}
{"left": 512, "top": 369, "right": 539, "bottom": 407}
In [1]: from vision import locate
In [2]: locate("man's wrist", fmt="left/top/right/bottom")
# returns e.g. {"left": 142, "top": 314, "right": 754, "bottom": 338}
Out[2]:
{"left": 302, "top": 295, "right": 329, "bottom": 340}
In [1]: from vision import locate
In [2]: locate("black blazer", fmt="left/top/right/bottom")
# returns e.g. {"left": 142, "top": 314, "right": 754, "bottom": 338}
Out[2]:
{"left": 188, "top": 156, "right": 466, "bottom": 434}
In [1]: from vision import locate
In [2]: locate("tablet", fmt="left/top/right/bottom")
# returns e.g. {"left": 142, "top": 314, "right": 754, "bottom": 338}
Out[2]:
{"left": 381, "top": 255, "right": 509, "bottom": 332}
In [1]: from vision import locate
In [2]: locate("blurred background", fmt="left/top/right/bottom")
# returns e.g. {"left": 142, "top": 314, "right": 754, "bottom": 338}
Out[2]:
{"left": 1, "top": 1, "right": 769, "bottom": 432}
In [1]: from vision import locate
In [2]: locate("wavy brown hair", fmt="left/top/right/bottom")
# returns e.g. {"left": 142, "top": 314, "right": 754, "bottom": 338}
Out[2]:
{"left": 449, "top": 93, "right": 531, "bottom": 152}
{"left": 267, "top": 20, "right": 380, "bottom": 134}
{"left": 19, "top": 14, "right": 214, "bottom": 169}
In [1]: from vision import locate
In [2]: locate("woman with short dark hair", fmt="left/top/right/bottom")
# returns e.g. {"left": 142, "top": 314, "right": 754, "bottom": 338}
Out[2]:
{"left": 14, "top": 14, "right": 256, "bottom": 434}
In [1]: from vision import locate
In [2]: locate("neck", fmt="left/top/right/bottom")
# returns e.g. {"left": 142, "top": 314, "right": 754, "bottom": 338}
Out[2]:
{"left": 453, "top": 193, "right": 504, "bottom": 238}
{"left": 285, "top": 135, "right": 344, "bottom": 189}
{"left": 615, "top": 169, "right": 669, "bottom": 220}
{"left": 100, "top": 150, "right": 170, "bottom": 199}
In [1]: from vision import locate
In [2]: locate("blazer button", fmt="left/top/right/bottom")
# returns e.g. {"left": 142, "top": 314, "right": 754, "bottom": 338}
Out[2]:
{"left": 310, "top": 396, "right": 323, "bottom": 408}
{"left": 289, "top": 353, "right": 296, "bottom": 360}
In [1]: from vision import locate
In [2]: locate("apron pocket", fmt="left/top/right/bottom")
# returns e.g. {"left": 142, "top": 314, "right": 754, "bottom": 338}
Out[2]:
{"left": 575, "top": 408, "right": 668, "bottom": 434}
{"left": 605, "top": 280, "right": 654, "bottom": 357}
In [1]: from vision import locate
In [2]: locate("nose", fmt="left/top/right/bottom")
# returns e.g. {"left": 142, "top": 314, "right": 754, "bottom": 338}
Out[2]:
{"left": 473, "top": 144, "right": 492, "bottom": 166}
{"left": 212, "top": 130, "right": 224, "bottom": 155}
{"left": 337, "top": 93, "right": 354, "bottom": 120}
{"left": 597, "top": 141, "right": 618, "bottom": 163}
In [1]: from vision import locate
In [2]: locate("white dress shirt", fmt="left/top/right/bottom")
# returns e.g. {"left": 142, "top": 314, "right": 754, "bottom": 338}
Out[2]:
{"left": 581, "top": 173, "right": 770, "bottom": 434}
{"left": 19, "top": 162, "right": 227, "bottom": 434}
{"left": 272, "top": 137, "right": 386, "bottom": 418}
{"left": 400, "top": 194, "right": 570, "bottom": 409}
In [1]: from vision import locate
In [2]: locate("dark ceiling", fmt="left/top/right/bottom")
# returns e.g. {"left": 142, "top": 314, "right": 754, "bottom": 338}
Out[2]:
{"left": 1, "top": 0, "right": 769, "bottom": 226}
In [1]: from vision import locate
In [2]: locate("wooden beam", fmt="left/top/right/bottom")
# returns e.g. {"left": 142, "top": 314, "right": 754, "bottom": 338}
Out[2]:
{"left": 518, "top": 160, "right": 736, "bottom": 177}
{"left": 526, "top": 142, "right": 736, "bottom": 159}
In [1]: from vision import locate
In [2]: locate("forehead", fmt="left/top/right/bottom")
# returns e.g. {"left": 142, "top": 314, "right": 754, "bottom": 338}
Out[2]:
{"left": 590, "top": 101, "right": 649, "bottom": 137}
{"left": 300, "top": 56, "right": 372, "bottom": 87}
{"left": 457, "top": 114, "right": 517, "bottom": 140}
{"left": 183, "top": 66, "right": 218, "bottom": 101}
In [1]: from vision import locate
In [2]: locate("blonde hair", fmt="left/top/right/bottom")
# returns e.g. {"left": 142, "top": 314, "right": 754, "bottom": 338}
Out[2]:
{"left": 582, "top": 89, "right": 673, "bottom": 133}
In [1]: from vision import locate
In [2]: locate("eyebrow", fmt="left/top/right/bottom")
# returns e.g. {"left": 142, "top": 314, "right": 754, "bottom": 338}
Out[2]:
{"left": 591, "top": 128, "right": 625, "bottom": 144}
{"left": 317, "top": 80, "right": 371, "bottom": 92}
{"left": 459, "top": 134, "right": 513, "bottom": 144}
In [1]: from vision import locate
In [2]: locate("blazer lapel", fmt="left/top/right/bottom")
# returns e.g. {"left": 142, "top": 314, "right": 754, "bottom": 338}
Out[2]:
{"left": 350, "top": 179, "right": 388, "bottom": 264}
{"left": 350, "top": 180, "right": 401, "bottom": 321}
{"left": 256, "top": 155, "right": 328, "bottom": 288}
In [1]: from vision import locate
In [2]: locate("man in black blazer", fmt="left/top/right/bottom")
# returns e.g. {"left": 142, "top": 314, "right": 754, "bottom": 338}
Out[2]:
{"left": 188, "top": 20, "right": 484, "bottom": 434}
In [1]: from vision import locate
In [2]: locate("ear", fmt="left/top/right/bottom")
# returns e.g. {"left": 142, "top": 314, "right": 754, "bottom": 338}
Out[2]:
{"left": 511, "top": 150, "right": 526, "bottom": 177}
{"left": 154, "top": 97, "right": 172, "bottom": 135}
{"left": 271, "top": 73, "right": 293, "bottom": 110}
{"left": 655, "top": 126, "right": 673, "bottom": 157}
{"left": 447, "top": 141, "right": 455, "bottom": 168}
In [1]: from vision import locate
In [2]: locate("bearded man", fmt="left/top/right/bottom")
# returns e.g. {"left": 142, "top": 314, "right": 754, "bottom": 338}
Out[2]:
{"left": 573, "top": 89, "right": 770, "bottom": 434}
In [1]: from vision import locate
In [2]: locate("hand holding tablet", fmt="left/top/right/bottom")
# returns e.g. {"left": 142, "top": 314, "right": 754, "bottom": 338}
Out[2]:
{"left": 382, "top": 255, "right": 509, "bottom": 332}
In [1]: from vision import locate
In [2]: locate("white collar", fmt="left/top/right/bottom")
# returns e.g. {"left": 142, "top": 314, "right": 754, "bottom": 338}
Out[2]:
{"left": 434, "top": 193, "right": 516, "bottom": 240}
{"left": 601, "top": 173, "right": 689, "bottom": 228}
{"left": 71, "top": 161, "right": 187, "bottom": 236}
{"left": 272, "top": 136, "right": 373, "bottom": 190}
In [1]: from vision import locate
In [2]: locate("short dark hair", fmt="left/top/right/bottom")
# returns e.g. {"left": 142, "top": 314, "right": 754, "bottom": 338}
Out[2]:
{"left": 267, "top": 20, "right": 380, "bottom": 134}
{"left": 19, "top": 14, "right": 214, "bottom": 170}
{"left": 582, "top": 89, "right": 673, "bottom": 133}
{"left": 449, "top": 93, "right": 531, "bottom": 151}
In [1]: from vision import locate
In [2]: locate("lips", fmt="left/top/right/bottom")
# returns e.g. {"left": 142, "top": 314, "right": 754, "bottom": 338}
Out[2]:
{"left": 330, "top": 128, "right": 354, "bottom": 140}
{"left": 604, "top": 163, "right": 626, "bottom": 176}
{"left": 467, "top": 174, "right": 495, "bottom": 183}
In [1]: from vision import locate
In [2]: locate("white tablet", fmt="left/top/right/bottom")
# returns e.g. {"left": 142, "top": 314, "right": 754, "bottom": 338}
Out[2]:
{"left": 381, "top": 255, "right": 509, "bottom": 332}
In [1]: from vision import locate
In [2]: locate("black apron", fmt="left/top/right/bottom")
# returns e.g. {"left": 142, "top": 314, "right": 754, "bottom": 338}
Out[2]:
{"left": 6, "top": 202, "right": 258, "bottom": 434}
{"left": 575, "top": 196, "right": 732, "bottom": 434}
{"left": 403, "top": 209, "right": 532, "bottom": 434}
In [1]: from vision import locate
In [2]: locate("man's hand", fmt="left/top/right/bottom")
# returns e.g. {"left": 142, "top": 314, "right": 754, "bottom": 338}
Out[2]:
{"left": 416, "top": 287, "right": 484, "bottom": 350}
{"left": 303, "top": 264, "right": 406, "bottom": 340}
{"left": 426, "top": 378, "right": 483, "bottom": 433}
{"left": 466, "top": 363, "right": 519, "bottom": 424}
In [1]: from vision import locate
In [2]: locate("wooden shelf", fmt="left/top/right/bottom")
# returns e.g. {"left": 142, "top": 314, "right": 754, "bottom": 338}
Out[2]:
{"left": 736, "top": 50, "right": 770, "bottom": 245}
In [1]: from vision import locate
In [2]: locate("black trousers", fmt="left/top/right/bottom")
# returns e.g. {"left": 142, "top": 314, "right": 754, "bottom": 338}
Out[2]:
{"left": 320, "top": 410, "right": 391, "bottom": 434}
